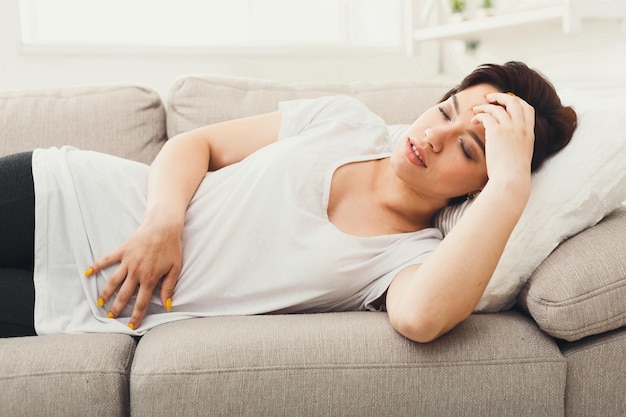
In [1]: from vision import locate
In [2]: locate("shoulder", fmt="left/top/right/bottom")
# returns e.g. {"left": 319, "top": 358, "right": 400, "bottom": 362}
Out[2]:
{"left": 278, "top": 95, "right": 386, "bottom": 141}
{"left": 280, "top": 95, "right": 383, "bottom": 126}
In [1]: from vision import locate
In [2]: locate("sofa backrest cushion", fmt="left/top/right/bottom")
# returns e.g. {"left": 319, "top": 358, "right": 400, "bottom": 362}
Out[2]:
{"left": 518, "top": 205, "right": 626, "bottom": 341}
{"left": 165, "top": 74, "right": 452, "bottom": 138}
{"left": 0, "top": 84, "right": 166, "bottom": 165}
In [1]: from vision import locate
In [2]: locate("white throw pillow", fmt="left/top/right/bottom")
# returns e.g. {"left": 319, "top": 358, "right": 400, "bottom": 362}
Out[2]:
{"left": 435, "top": 90, "right": 626, "bottom": 312}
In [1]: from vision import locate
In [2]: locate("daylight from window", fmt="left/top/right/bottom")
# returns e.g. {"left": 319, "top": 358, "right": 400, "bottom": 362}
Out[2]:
{"left": 20, "top": 0, "right": 402, "bottom": 49}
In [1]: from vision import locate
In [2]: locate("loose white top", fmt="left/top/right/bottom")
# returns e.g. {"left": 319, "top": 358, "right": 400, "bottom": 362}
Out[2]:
{"left": 32, "top": 96, "right": 441, "bottom": 335}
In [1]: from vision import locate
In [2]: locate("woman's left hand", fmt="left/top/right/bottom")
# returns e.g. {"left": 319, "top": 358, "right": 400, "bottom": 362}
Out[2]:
{"left": 472, "top": 92, "right": 535, "bottom": 191}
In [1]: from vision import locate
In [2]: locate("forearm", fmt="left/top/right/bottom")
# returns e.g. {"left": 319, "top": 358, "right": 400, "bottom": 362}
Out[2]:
{"left": 144, "top": 111, "right": 282, "bottom": 232}
{"left": 144, "top": 132, "right": 211, "bottom": 231}
{"left": 388, "top": 178, "right": 530, "bottom": 342}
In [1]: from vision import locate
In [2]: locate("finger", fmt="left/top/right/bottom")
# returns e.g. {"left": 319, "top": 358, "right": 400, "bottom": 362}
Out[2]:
{"left": 485, "top": 92, "right": 518, "bottom": 107}
{"left": 107, "top": 272, "right": 139, "bottom": 319}
{"left": 521, "top": 101, "right": 535, "bottom": 128}
{"left": 96, "top": 264, "right": 129, "bottom": 308}
{"left": 477, "top": 105, "right": 513, "bottom": 126}
{"left": 160, "top": 265, "right": 181, "bottom": 312}
{"left": 128, "top": 284, "right": 155, "bottom": 331}
{"left": 486, "top": 92, "right": 531, "bottom": 122}
{"left": 484, "top": 93, "right": 535, "bottom": 140}
{"left": 84, "top": 248, "right": 123, "bottom": 277}
{"left": 471, "top": 112, "right": 500, "bottom": 132}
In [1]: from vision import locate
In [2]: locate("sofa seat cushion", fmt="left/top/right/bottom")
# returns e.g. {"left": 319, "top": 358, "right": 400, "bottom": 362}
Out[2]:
{"left": 131, "top": 311, "right": 565, "bottom": 417}
{"left": 519, "top": 206, "right": 626, "bottom": 341}
{"left": 165, "top": 74, "right": 451, "bottom": 137}
{"left": 0, "top": 84, "right": 166, "bottom": 164}
{"left": 0, "top": 333, "right": 136, "bottom": 417}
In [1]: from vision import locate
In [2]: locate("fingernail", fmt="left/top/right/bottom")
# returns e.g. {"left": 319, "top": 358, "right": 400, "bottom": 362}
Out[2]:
{"left": 97, "top": 297, "right": 104, "bottom": 307}
{"left": 84, "top": 268, "right": 94, "bottom": 277}
{"left": 165, "top": 298, "right": 172, "bottom": 312}
{"left": 506, "top": 92, "right": 516, "bottom": 96}
{"left": 107, "top": 311, "right": 115, "bottom": 319}
{"left": 128, "top": 323, "right": 135, "bottom": 330}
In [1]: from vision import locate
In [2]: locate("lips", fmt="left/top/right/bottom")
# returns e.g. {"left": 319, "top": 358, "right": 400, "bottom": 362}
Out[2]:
{"left": 405, "top": 138, "right": 427, "bottom": 168}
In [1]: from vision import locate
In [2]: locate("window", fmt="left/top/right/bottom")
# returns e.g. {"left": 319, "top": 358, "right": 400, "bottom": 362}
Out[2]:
{"left": 20, "top": 0, "right": 405, "bottom": 53}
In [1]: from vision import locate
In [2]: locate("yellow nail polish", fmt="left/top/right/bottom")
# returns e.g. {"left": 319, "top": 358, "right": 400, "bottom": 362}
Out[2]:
{"left": 84, "top": 268, "right": 94, "bottom": 277}
{"left": 165, "top": 298, "right": 172, "bottom": 312}
{"left": 107, "top": 311, "right": 115, "bottom": 319}
{"left": 97, "top": 297, "right": 104, "bottom": 307}
{"left": 506, "top": 91, "right": 516, "bottom": 96}
{"left": 128, "top": 323, "right": 135, "bottom": 330}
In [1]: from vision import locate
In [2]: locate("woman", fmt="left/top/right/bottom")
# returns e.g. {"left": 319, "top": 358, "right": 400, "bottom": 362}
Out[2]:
{"left": 0, "top": 61, "right": 577, "bottom": 341}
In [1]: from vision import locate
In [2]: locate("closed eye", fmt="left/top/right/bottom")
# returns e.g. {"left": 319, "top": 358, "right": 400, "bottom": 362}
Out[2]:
{"left": 438, "top": 107, "right": 450, "bottom": 121}
{"left": 459, "top": 138, "right": 473, "bottom": 160}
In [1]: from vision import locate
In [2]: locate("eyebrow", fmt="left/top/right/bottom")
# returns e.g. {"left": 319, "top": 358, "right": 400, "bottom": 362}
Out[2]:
{"left": 452, "top": 94, "right": 460, "bottom": 115}
{"left": 452, "top": 94, "right": 485, "bottom": 156}
{"left": 468, "top": 130, "right": 486, "bottom": 155}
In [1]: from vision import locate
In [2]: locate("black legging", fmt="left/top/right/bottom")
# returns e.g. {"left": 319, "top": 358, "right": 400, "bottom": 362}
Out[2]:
{"left": 0, "top": 152, "right": 36, "bottom": 337}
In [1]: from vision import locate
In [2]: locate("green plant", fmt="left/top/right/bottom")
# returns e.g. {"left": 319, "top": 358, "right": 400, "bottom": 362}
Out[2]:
{"left": 451, "top": 0, "right": 465, "bottom": 13}
{"left": 482, "top": 0, "right": 492, "bottom": 8}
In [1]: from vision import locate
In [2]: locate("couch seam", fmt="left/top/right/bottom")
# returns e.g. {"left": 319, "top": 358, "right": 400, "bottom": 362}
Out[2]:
{"left": 1, "top": 85, "right": 158, "bottom": 100}
{"left": 131, "top": 357, "right": 565, "bottom": 376}
{"left": 537, "top": 311, "right": 626, "bottom": 336}
{"left": 184, "top": 76, "right": 449, "bottom": 94}
{"left": 531, "top": 278, "right": 626, "bottom": 307}
{"left": 0, "top": 369, "right": 130, "bottom": 381}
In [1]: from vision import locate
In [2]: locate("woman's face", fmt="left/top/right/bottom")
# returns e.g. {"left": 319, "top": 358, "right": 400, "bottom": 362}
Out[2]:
{"left": 390, "top": 83, "right": 497, "bottom": 204}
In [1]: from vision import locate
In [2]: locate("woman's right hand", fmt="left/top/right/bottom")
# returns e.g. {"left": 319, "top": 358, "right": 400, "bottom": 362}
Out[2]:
{"left": 85, "top": 214, "right": 183, "bottom": 330}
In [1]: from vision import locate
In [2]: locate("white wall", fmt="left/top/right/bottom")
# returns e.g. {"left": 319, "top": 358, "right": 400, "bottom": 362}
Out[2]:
{"left": 2, "top": 0, "right": 625, "bottom": 100}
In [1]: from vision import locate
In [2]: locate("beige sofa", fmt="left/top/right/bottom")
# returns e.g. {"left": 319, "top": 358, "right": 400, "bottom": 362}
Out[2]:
{"left": 0, "top": 75, "right": 625, "bottom": 417}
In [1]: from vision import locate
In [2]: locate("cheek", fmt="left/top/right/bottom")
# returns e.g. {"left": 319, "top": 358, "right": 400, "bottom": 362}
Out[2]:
{"left": 405, "top": 113, "right": 433, "bottom": 137}
{"left": 389, "top": 139, "right": 404, "bottom": 166}
{"left": 442, "top": 157, "right": 488, "bottom": 188}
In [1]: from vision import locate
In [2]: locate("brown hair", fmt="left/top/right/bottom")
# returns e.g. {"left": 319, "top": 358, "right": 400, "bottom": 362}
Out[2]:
{"left": 441, "top": 61, "right": 578, "bottom": 173}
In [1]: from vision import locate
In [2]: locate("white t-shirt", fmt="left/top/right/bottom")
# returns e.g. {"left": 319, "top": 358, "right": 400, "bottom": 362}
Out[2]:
{"left": 32, "top": 96, "right": 441, "bottom": 335}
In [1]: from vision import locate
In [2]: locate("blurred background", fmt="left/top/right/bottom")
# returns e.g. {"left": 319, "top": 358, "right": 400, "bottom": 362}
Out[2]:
{"left": 2, "top": 0, "right": 625, "bottom": 98}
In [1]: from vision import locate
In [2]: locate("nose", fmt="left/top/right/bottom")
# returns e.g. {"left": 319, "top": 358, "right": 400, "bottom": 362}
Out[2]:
{"left": 423, "top": 126, "right": 451, "bottom": 153}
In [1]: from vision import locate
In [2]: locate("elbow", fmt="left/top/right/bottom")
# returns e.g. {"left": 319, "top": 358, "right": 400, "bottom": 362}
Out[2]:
{"left": 389, "top": 305, "right": 468, "bottom": 343}
{"left": 389, "top": 310, "right": 448, "bottom": 344}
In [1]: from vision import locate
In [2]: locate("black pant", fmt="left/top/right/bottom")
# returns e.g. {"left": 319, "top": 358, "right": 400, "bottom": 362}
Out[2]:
{"left": 0, "top": 152, "right": 36, "bottom": 337}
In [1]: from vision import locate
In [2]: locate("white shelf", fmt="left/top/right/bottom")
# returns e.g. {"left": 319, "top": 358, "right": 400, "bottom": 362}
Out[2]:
{"left": 413, "top": 5, "right": 565, "bottom": 42}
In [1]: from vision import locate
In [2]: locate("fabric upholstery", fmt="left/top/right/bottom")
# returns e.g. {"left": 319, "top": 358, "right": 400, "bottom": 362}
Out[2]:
{"left": 518, "top": 206, "right": 626, "bottom": 341}
{"left": 0, "top": 85, "right": 166, "bottom": 164}
{"left": 166, "top": 74, "right": 452, "bottom": 137}
{"left": 561, "top": 327, "right": 626, "bottom": 417}
{"left": 131, "top": 311, "right": 565, "bottom": 417}
{"left": 0, "top": 334, "right": 135, "bottom": 417}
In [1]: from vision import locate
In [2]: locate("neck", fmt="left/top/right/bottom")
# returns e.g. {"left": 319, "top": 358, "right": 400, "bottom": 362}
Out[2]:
{"left": 372, "top": 158, "right": 446, "bottom": 230}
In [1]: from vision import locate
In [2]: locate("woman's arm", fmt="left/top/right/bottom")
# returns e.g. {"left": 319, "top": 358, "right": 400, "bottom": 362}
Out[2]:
{"left": 386, "top": 93, "right": 535, "bottom": 343}
{"left": 86, "top": 111, "right": 282, "bottom": 329}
